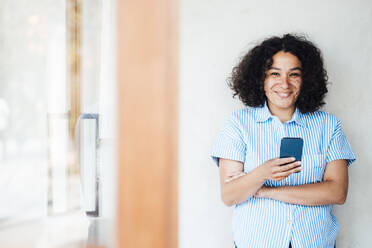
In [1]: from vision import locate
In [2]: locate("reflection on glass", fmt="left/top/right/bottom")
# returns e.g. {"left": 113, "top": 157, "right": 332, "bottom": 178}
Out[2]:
{"left": 47, "top": 113, "right": 71, "bottom": 214}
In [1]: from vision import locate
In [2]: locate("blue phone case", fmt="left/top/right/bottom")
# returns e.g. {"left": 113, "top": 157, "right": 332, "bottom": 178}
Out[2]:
{"left": 280, "top": 137, "right": 303, "bottom": 161}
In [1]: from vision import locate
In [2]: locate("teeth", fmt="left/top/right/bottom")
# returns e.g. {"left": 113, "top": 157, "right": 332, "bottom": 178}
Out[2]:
{"left": 278, "top": 92, "right": 290, "bottom": 97}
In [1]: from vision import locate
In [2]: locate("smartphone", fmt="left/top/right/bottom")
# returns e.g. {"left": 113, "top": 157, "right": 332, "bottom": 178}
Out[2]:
{"left": 280, "top": 137, "right": 303, "bottom": 163}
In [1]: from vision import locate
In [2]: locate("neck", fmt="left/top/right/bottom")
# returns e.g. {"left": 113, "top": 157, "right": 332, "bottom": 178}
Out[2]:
{"left": 267, "top": 102, "right": 295, "bottom": 123}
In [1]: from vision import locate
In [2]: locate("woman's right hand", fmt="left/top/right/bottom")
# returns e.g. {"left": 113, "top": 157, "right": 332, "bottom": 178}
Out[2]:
{"left": 255, "top": 157, "right": 302, "bottom": 182}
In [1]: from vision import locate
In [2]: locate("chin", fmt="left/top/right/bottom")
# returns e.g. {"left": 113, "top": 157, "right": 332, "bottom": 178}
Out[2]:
{"left": 269, "top": 98, "right": 296, "bottom": 110}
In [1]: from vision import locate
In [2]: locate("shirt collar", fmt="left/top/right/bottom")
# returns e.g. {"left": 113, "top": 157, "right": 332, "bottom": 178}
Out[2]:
{"left": 255, "top": 102, "right": 306, "bottom": 127}
{"left": 255, "top": 102, "right": 273, "bottom": 123}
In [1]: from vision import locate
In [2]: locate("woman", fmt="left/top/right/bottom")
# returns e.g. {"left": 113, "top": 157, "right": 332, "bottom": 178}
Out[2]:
{"left": 211, "top": 34, "right": 355, "bottom": 248}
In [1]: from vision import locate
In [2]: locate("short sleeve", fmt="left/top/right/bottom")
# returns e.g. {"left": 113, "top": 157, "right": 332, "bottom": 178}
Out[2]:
{"left": 210, "top": 112, "right": 246, "bottom": 166}
{"left": 326, "top": 120, "right": 356, "bottom": 167}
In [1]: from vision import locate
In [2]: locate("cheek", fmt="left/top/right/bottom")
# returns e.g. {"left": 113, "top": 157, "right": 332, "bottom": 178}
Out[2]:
{"left": 264, "top": 80, "right": 274, "bottom": 91}
{"left": 294, "top": 81, "right": 302, "bottom": 91}
{"left": 290, "top": 79, "right": 302, "bottom": 89}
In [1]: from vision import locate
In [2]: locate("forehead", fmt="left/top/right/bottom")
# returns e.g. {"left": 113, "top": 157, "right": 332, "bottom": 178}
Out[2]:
{"left": 270, "top": 51, "right": 302, "bottom": 69}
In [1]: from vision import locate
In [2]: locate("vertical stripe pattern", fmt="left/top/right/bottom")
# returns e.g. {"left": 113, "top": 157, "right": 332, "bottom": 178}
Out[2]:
{"left": 211, "top": 103, "right": 356, "bottom": 248}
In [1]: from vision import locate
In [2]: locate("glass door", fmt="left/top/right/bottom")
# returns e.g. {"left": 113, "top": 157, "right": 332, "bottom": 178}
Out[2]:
{"left": 0, "top": 0, "right": 117, "bottom": 247}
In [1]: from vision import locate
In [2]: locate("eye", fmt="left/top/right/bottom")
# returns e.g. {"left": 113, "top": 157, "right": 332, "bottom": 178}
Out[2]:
{"left": 289, "top": 72, "right": 301, "bottom": 77}
{"left": 270, "top": 72, "right": 280, "bottom": 77}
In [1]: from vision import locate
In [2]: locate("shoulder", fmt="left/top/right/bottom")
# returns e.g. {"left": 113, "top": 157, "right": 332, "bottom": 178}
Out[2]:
{"left": 302, "top": 110, "right": 341, "bottom": 128}
{"left": 228, "top": 107, "right": 257, "bottom": 124}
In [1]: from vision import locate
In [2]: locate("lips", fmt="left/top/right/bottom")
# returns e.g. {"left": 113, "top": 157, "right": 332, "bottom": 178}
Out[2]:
{"left": 275, "top": 91, "right": 291, "bottom": 98}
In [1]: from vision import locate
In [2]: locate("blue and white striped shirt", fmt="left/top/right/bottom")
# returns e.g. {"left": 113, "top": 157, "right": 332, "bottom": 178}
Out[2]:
{"left": 211, "top": 103, "right": 356, "bottom": 248}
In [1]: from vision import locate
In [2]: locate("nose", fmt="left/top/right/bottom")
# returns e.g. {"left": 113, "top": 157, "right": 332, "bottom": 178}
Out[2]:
{"left": 280, "top": 75, "right": 289, "bottom": 89}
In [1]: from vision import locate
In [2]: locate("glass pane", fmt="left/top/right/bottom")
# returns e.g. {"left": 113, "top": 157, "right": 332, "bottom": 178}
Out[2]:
{"left": 0, "top": 0, "right": 117, "bottom": 247}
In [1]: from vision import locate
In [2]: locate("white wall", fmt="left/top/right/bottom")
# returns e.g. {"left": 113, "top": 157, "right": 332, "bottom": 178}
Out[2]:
{"left": 179, "top": 0, "right": 372, "bottom": 247}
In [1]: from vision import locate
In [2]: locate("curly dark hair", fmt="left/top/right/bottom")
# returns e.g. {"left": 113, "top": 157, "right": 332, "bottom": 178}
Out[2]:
{"left": 228, "top": 34, "right": 328, "bottom": 113}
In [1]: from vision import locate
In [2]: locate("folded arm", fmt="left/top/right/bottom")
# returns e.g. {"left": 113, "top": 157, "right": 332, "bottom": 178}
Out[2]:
{"left": 255, "top": 159, "right": 349, "bottom": 206}
{"left": 219, "top": 157, "right": 301, "bottom": 206}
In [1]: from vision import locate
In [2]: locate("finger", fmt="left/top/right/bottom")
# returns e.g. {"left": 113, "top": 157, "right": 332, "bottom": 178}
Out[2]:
{"left": 281, "top": 161, "right": 302, "bottom": 172}
{"left": 272, "top": 157, "right": 296, "bottom": 166}
{"left": 271, "top": 161, "right": 301, "bottom": 174}
{"left": 273, "top": 177, "right": 286, "bottom": 181}
{"left": 274, "top": 166, "right": 302, "bottom": 178}
{"left": 290, "top": 166, "right": 302, "bottom": 173}
{"left": 274, "top": 171, "right": 292, "bottom": 179}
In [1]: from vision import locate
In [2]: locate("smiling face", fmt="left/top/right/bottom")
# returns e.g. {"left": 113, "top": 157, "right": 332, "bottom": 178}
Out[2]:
{"left": 264, "top": 51, "right": 302, "bottom": 115}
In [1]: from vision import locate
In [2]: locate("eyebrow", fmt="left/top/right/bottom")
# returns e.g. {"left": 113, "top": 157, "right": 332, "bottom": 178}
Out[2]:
{"left": 269, "top": 66, "right": 302, "bottom": 71}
